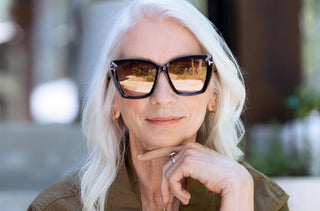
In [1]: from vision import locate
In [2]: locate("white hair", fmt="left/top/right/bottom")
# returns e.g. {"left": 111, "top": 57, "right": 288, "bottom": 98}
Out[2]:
{"left": 80, "top": 0, "right": 246, "bottom": 210}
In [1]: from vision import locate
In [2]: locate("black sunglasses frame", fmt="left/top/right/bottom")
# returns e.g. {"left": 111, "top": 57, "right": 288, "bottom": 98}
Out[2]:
{"left": 109, "top": 54, "right": 215, "bottom": 99}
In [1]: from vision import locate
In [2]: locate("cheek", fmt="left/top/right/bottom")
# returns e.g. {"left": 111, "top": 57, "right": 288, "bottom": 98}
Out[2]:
{"left": 191, "top": 104, "right": 207, "bottom": 125}
{"left": 118, "top": 100, "right": 144, "bottom": 127}
{"left": 185, "top": 96, "right": 209, "bottom": 126}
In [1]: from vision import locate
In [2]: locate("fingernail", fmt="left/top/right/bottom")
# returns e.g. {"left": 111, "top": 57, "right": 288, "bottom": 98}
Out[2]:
{"left": 137, "top": 154, "right": 143, "bottom": 158}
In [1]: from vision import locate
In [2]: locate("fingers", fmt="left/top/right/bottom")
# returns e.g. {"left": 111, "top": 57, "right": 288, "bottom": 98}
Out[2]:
{"left": 160, "top": 161, "right": 171, "bottom": 204}
{"left": 137, "top": 143, "right": 200, "bottom": 205}
{"left": 161, "top": 153, "right": 191, "bottom": 205}
{"left": 137, "top": 145, "right": 184, "bottom": 160}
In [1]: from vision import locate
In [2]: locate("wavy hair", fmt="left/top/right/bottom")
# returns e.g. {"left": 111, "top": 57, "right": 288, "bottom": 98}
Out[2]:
{"left": 80, "top": 0, "right": 246, "bottom": 210}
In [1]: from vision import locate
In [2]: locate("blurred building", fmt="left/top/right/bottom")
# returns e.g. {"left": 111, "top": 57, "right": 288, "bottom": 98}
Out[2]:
{"left": 0, "top": 0, "right": 31, "bottom": 121}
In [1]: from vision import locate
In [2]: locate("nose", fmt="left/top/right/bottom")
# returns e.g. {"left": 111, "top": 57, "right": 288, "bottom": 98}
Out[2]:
{"left": 150, "top": 72, "right": 177, "bottom": 105}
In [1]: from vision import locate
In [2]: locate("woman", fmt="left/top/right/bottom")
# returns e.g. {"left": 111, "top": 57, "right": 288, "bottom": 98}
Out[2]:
{"left": 28, "top": 0, "right": 289, "bottom": 210}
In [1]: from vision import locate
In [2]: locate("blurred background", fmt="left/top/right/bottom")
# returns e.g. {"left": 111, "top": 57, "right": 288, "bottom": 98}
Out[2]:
{"left": 0, "top": 0, "right": 319, "bottom": 210}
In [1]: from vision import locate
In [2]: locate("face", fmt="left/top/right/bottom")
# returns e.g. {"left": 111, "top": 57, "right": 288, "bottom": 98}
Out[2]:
{"left": 113, "top": 18, "right": 215, "bottom": 151}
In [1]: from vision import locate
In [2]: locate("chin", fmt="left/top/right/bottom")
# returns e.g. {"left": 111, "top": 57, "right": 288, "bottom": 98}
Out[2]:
{"left": 145, "top": 137, "right": 192, "bottom": 149}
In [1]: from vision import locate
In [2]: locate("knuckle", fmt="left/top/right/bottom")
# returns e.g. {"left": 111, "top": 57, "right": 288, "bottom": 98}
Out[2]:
{"left": 167, "top": 172, "right": 178, "bottom": 184}
{"left": 184, "top": 154, "right": 193, "bottom": 163}
{"left": 181, "top": 156, "right": 193, "bottom": 166}
{"left": 183, "top": 147, "right": 195, "bottom": 157}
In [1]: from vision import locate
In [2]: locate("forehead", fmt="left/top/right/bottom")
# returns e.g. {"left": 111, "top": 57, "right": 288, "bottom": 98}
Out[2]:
{"left": 118, "top": 18, "right": 204, "bottom": 64}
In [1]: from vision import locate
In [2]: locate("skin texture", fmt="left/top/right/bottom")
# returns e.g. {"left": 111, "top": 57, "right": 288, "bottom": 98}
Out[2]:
{"left": 113, "top": 18, "right": 253, "bottom": 211}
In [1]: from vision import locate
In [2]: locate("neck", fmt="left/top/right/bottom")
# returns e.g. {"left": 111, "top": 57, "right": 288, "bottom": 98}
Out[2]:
{"left": 129, "top": 133, "right": 180, "bottom": 210}
{"left": 130, "top": 138, "right": 166, "bottom": 198}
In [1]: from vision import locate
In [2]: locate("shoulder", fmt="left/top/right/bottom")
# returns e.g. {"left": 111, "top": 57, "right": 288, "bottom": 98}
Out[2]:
{"left": 27, "top": 173, "right": 82, "bottom": 211}
{"left": 240, "top": 161, "right": 289, "bottom": 211}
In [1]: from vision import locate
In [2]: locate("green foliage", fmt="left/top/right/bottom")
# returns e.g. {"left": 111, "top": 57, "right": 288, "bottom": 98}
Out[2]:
{"left": 146, "top": 74, "right": 155, "bottom": 82}
{"left": 287, "top": 87, "right": 320, "bottom": 118}
{"left": 133, "top": 66, "right": 149, "bottom": 76}
{"left": 246, "top": 125, "right": 311, "bottom": 177}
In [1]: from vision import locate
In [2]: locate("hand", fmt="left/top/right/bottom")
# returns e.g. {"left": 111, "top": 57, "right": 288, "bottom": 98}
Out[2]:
{"left": 137, "top": 142, "right": 254, "bottom": 211}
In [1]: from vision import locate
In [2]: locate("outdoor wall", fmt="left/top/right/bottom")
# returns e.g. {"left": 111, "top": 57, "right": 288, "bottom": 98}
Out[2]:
{"left": 235, "top": 0, "right": 301, "bottom": 123}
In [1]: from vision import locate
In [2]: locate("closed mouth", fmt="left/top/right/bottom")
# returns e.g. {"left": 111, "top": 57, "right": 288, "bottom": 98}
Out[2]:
{"left": 146, "top": 116, "right": 184, "bottom": 126}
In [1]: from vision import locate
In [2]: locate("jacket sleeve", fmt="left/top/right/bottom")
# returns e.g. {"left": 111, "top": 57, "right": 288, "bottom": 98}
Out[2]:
{"left": 28, "top": 198, "right": 81, "bottom": 211}
{"left": 279, "top": 202, "right": 290, "bottom": 211}
{"left": 27, "top": 173, "right": 82, "bottom": 211}
{"left": 240, "top": 161, "right": 290, "bottom": 211}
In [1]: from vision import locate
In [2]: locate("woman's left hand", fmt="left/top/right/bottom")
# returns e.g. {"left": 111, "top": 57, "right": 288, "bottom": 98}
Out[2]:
{"left": 137, "top": 142, "right": 254, "bottom": 211}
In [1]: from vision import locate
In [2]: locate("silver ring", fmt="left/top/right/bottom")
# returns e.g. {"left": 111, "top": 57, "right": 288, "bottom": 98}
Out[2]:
{"left": 169, "top": 152, "right": 177, "bottom": 164}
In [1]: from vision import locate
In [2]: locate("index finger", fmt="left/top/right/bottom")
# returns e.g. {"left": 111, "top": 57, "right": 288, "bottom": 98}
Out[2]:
{"left": 137, "top": 145, "right": 184, "bottom": 160}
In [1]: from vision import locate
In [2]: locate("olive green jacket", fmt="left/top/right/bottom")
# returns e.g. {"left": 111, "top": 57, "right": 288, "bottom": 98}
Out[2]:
{"left": 28, "top": 155, "right": 289, "bottom": 211}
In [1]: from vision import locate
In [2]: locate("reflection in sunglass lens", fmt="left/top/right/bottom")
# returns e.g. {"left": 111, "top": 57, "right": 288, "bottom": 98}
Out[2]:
{"left": 168, "top": 58, "right": 207, "bottom": 93}
{"left": 116, "top": 62, "right": 156, "bottom": 97}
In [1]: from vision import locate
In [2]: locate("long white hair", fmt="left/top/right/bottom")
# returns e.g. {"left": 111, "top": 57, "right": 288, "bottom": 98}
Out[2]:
{"left": 80, "top": 0, "right": 246, "bottom": 210}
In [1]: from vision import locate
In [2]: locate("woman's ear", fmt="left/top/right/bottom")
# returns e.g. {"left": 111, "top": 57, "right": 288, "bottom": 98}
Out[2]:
{"left": 207, "top": 94, "right": 216, "bottom": 112}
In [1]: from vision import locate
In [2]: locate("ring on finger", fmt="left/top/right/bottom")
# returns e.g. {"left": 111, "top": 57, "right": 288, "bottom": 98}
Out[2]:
{"left": 169, "top": 152, "right": 177, "bottom": 164}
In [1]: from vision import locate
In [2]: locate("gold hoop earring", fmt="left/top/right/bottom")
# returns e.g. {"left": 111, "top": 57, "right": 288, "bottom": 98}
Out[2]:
{"left": 113, "top": 113, "right": 120, "bottom": 127}
{"left": 210, "top": 110, "right": 215, "bottom": 119}
{"left": 209, "top": 107, "right": 216, "bottom": 119}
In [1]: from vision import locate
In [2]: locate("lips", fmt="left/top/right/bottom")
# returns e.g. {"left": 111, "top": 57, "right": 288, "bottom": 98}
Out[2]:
{"left": 146, "top": 116, "right": 184, "bottom": 126}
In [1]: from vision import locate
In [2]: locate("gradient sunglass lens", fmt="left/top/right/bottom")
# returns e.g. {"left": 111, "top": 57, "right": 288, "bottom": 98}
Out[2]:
{"left": 116, "top": 61, "right": 157, "bottom": 97}
{"left": 167, "top": 58, "right": 207, "bottom": 93}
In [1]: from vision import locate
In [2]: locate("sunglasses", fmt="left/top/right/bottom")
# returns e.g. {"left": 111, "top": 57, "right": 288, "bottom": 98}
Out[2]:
{"left": 109, "top": 54, "right": 215, "bottom": 99}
